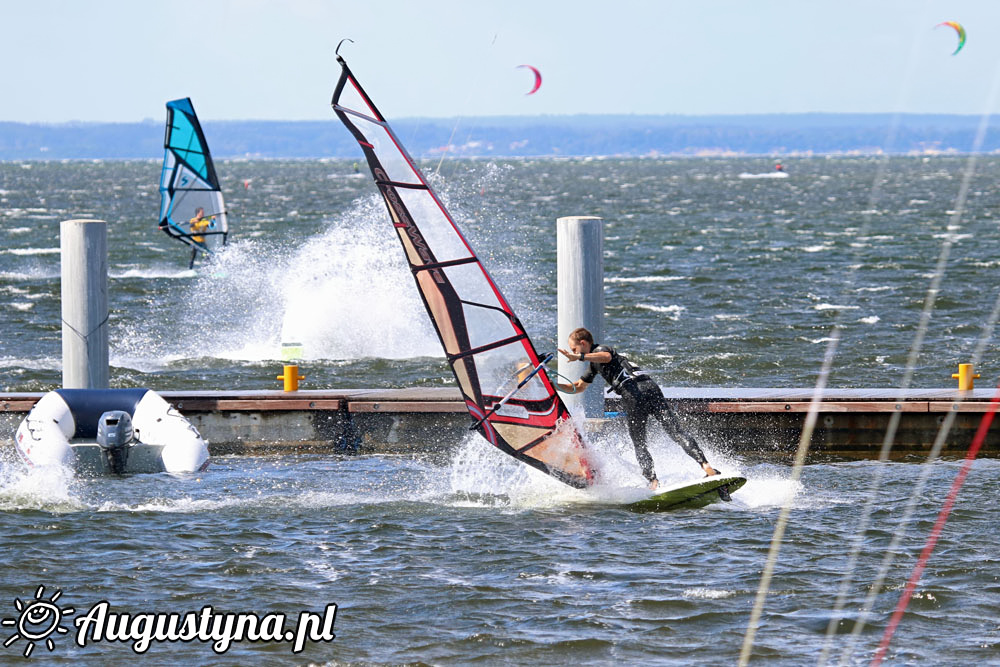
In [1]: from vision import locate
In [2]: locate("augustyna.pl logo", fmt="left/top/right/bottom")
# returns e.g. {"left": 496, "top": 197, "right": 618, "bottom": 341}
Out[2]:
{"left": 2, "top": 587, "right": 337, "bottom": 657}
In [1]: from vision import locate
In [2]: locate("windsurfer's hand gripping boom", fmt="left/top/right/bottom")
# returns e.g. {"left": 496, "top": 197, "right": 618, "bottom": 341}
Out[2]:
{"left": 469, "top": 353, "right": 555, "bottom": 431}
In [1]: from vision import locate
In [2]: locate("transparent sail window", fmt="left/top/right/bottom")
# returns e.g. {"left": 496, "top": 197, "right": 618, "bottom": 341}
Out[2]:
{"left": 473, "top": 341, "right": 550, "bottom": 402}
{"left": 348, "top": 115, "right": 422, "bottom": 186}
{"left": 461, "top": 303, "right": 519, "bottom": 351}
{"left": 397, "top": 189, "right": 474, "bottom": 263}
{"left": 441, "top": 262, "right": 507, "bottom": 312}
{"left": 335, "top": 78, "right": 381, "bottom": 123}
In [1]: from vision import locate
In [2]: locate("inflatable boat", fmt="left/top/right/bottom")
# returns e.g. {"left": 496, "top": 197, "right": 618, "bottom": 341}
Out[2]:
{"left": 14, "top": 388, "right": 209, "bottom": 474}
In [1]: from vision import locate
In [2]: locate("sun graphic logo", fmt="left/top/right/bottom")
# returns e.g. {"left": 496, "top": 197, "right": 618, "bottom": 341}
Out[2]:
{"left": 2, "top": 586, "right": 75, "bottom": 658}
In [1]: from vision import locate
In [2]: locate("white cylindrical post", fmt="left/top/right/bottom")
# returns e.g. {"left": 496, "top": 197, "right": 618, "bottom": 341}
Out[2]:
{"left": 61, "top": 219, "right": 109, "bottom": 389}
{"left": 557, "top": 216, "right": 604, "bottom": 418}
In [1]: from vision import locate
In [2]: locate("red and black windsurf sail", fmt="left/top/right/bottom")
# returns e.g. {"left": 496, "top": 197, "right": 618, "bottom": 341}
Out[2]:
{"left": 331, "top": 55, "right": 595, "bottom": 488}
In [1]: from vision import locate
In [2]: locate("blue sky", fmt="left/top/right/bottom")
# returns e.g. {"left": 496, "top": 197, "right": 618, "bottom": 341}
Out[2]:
{"left": 4, "top": 0, "right": 1000, "bottom": 122}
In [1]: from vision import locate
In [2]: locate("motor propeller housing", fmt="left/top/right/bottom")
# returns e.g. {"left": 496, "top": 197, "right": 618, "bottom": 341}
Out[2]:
{"left": 96, "top": 410, "right": 134, "bottom": 473}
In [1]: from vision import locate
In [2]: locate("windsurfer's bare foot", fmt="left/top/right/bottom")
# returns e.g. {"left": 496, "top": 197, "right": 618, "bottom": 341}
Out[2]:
{"left": 702, "top": 463, "right": 719, "bottom": 476}
{"left": 648, "top": 478, "right": 659, "bottom": 491}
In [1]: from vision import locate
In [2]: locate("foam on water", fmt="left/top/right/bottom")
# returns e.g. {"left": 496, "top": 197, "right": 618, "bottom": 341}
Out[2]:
{"left": 109, "top": 350, "right": 198, "bottom": 372}
{"left": 731, "top": 468, "right": 805, "bottom": 510}
{"left": 605, "top": 276, "right": 687, "bottom": 284}
{"left": 447, "top": 432, "right": 587, "bottom": 509}
{"left": 0, "top": 451, "right": 455, "bottom": 516}
{"left": 92, "top": 489, "right": 419, "bottom": 514}
{"left": 4, "top": 247, "right": 60, "bottom": 256}
{"left": 0, "top": 461, "right": 83, "bottom": 512}
{"left": 111, "top": 266, "right": 196, "bottom": 279}
{"left": 738, "top": 171, "right": 790, "bottom": 179}
{"left": 0, "top": 269, "right": 59, "bottom": 281}
{"left": 95, "top": 496, "right": 246, "bottom": 514}
{"left": 814, "top": 303, "right": 860, "bottom": 311}
{"left": 636, "top": 304, "right": 685, "bottom": 319}
{"left": 684, "top": 588, "right": 736, "bottom": 599}
{"left": 0, "top": 355, "right": 61, "bottom": 370}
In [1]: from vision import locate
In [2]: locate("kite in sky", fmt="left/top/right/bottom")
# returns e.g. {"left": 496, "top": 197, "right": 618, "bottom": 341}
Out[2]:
{"left": 517, "top": 64, "right": 542, "bottom": 95}
{"left": 936, "top": 21, "right": 966, "bottom": 55}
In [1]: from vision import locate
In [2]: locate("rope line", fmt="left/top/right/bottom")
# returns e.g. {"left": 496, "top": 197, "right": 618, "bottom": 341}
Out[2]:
{"left": 837, "top": 57, "right": 1000, "bottom": 665}
{"left": 872, "top": 383, "right": 1000, "bottom": 665}
{"left": 61, "top": 311, "right": 110, "bottom": 342}
{"left": 739, "top": 7, "right": 933, "bottom": 663}
{"left": 817, "top": 11, "right": 937, "bottom": 655}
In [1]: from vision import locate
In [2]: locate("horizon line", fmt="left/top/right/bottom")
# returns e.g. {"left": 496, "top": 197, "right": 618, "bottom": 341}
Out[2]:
{"left": 0, "top": 111, "right": 990, "bottom": 126}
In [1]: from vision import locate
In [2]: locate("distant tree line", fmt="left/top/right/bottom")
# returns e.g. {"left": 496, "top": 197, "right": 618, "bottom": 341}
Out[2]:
{"left": 0, "top": 114, "right": 997, "bottom": 160}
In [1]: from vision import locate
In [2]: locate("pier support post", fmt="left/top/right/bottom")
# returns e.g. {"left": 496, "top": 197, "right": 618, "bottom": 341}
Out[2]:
{"left": 61, "top": 219, "right": 109, "bottom": 389}
{"left": 557, "top": 216, "right": 604, "bottom": 418}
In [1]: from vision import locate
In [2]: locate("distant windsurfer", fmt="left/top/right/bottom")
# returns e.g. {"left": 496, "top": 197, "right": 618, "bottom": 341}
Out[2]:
{"left": 775, "top": 163, "right": 784, "bottom": 172}
{"left": 188, "top": 207, "right": 214, "bottom": 267}
{"left": 557, "top": 327, "right": 720, "bottom": 491}
{"left": 189, "top": 207, "right": 213, "bottom": 243}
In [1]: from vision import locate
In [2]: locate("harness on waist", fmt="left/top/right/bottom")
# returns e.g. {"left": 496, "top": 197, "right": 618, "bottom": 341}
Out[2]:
{"left": 584, "top": 343, "right": 651, "bottom": 394}
{"left": 609, "top": 362, "right": 648, "bottom": 394}
{"left": 608, "top": 356, "right": 647, "bottom": 393}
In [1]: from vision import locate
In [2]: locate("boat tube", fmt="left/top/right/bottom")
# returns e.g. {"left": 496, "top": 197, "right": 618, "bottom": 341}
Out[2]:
{"left": 14, "top": 388, "right": 209, "bottom": 474}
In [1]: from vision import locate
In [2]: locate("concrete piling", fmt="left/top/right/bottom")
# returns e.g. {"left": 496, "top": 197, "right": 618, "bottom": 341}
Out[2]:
{"left": 557, "top": 216, "right": 604, "bottom": 418}
{"left": 60, "top": 219, "right": 109, "bottom": 389}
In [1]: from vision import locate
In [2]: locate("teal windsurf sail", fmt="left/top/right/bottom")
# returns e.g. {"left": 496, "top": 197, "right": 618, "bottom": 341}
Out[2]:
{"left": 159, "top": 98, "right": 229, "bottom": 267}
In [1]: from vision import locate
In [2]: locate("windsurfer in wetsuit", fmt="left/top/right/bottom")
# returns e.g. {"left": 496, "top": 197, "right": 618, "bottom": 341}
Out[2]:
{"left": 557, "top": 327, "right": 720, "bottom": 490}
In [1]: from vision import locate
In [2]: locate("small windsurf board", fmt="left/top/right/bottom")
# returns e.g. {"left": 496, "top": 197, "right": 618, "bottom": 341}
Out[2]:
{"left": 627, "top": 474, "right": 746, "bottom": 512}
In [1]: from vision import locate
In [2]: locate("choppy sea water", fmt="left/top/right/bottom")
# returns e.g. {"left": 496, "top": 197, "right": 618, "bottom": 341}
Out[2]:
{"left": 3, "top": 156, "right": 1000, "bottom": 390}
{"left": 2, "top": 157, "right": 1000, "bottom": 664}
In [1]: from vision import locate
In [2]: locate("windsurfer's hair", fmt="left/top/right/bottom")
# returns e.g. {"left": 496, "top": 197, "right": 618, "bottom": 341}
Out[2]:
{"left": 568, "top": 327, "right": 593, "bottom": 345}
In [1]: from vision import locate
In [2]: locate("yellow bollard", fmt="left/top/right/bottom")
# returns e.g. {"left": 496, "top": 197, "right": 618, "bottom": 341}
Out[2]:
{"left": 277, "top": 364, "right": 305, "bottom": 392}
{"left": 951, "top": 363, "right": 980, "bottom": 391}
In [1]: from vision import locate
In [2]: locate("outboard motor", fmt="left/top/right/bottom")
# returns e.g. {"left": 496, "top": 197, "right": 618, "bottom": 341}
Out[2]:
{"left": 96, "top": 410, "right": 134, "bottom": 474}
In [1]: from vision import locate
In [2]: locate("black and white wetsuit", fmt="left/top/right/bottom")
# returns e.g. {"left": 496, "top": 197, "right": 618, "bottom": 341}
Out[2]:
{"left": 580, "top": 344, "right": 708, "bottom": 483}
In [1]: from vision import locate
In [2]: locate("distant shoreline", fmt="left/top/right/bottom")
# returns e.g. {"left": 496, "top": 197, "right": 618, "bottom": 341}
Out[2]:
{"left": 2, "top": 113, "right": 999, "bottom": 160}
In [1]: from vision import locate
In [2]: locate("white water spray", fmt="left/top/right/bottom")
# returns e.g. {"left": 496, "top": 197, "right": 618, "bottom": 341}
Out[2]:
{"left": 116, "top": 194, "right": 441, "bottom": 367}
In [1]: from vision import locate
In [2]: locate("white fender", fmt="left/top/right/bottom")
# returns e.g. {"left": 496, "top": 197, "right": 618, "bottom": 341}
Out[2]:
{"left": 132, "top": 391, "right": 209, "bottom": 473}
{"left": 14, "top": 392, "right": 75, "bottom": 467}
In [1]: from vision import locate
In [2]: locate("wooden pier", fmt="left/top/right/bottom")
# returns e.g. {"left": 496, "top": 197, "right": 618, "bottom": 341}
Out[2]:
{"left": 2, "top": 387, "right": 997, "bottom": 461}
